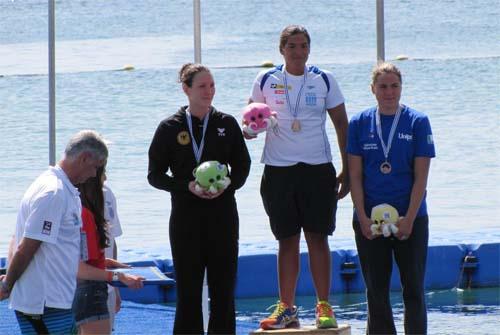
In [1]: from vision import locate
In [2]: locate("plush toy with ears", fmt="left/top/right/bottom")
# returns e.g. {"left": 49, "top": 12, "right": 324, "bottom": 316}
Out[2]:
{"left": 194, "top": 161, "right": 231, "bottom": 194}
{"left": 242, "top": 102, "right": 278, "bottom": 136}
{"left": 370, "top": 203, "right": 399, "bottom": 237}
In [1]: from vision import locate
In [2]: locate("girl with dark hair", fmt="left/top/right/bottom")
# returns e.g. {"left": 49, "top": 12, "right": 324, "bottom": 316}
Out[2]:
{"left": 73, "top": 166, "right": 144, "bottom": 335}
{"left": 248, "top": 25, "right": 349, "bottom": 330}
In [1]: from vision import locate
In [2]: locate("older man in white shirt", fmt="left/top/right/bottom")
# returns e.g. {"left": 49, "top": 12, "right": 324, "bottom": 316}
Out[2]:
{"left": 0, "top": 130, "right": 108, "bottom": 334}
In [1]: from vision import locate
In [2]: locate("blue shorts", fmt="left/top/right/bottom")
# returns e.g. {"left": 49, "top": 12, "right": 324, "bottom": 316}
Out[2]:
{"left": 72, "top": 280, "right": 110, "bottom": 326}
{"left": 15, "top": 307, "right": 75, "bottom": 335}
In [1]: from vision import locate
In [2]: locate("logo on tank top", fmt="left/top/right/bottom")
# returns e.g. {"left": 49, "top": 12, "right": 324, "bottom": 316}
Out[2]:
{"left": 398, "top": 132, "right": 413, "bottom": 141}
{"left": 42, "top": 221, "right": 52, "bottom": 235}
{"left": 177, "top": 131, "right": 191, "bottom": 145}
{"left": 305, "top": 93, "right": 317, "bottom": 106}
{"left": 363, "top": 143, "right": 378, "bottom": 150}
{"left": 73, "top": 212, "right": 81, "bottom": 226}
{"left": 106, "top": 203, "right": 115, "bottom": 219}
{"left": 270, "top": 83, "right": 290, "bottom": 89}
{"left": 217, "top": 128, "right": 226, "bottom": 136}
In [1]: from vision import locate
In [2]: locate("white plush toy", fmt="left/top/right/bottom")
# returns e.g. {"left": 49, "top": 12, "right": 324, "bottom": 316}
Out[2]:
{"left": 370, "top": 203, "right": 399, "bottom": 237}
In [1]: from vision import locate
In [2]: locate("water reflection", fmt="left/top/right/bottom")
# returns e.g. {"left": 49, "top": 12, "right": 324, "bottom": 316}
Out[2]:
{"left": 236, "top": 287, "right": 500, "bottom": 333}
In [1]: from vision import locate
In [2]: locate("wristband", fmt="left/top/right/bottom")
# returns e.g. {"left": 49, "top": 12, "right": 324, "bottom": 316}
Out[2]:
{"left": 108, "top": 271, "right": 119, "bottom": 282}
{"left": 1, "top": 280, "right": 10, "bottom": 295}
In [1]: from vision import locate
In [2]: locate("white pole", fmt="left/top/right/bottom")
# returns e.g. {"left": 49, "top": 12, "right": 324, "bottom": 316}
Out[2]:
{"left": 48, "top": 0, "right": 56, "bottom": 166}
{"left": 194, "top": 1, "right": 206, "bottom": 325}
{"left": 193, "top": 0, "right": 202, "bottom": 63}
{"left": 376, "top": 0, "right": 385, "bottom": 63}
{"left": 202, "top": 270, "right": 209, "bottom": 331}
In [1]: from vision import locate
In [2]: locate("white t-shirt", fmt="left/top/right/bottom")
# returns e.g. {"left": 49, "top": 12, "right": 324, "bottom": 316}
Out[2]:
{"left": 103, "top": 184, "right": 123, "bottom": 301}
{"left": 9, "top": 165, "right": 82, "bottom": 314}
{"left": 103, "top": 183, "right": 122, "bottom": 259}
{"left": 251, "top": 65, "right": 344, "bottom": 166}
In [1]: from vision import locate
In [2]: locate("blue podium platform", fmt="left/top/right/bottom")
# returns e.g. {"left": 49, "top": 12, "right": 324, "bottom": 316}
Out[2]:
{"left": 1, "top": 242, "right": 499, "bottom": 304}
{"left": 233, "top": 243, "right": 500, "bottom": 299}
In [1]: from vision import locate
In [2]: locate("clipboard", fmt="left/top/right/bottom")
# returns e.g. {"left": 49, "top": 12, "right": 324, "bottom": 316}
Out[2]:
{"left": 110, "top": 266, "right": 175, "bottom": 287}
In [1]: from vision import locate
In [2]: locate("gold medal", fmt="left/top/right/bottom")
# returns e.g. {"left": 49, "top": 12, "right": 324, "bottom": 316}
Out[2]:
{"left": 284, "top": 68, "right": 307, "bottom": 134}
{"left": 291, "top": 119, "right": 301, "bottom": 132}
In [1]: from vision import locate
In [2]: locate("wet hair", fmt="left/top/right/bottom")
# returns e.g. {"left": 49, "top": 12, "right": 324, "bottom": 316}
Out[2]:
{"left": 279, "top": 25, "right": 311, "bottom": 53}
{"left": 178, "top": 63, "right": 211, "bottom": 87}
{"left": 64, "top": 130, "right": 108, "bottom": 162}
{"left": 78, "top": 166, "right": 109, "bottom": 250}
{"left": 371, "top": 62, "right": 403, "bottom": 85}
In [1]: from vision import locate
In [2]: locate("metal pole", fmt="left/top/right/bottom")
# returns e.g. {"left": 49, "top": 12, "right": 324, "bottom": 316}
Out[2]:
{"left": 202, "top": 270, "right": 209, "bottom": 332}
{"left": 194, "top": 4, "right": 204, "bottom": 314}
{"left": 49, "top": 0, "right": 56, "bottom": 165}
{"left": 193, "top": 0, "right": 202, "bottom": 63}
{"left": 376, "top": 0, "right": 385, "bottom": 63}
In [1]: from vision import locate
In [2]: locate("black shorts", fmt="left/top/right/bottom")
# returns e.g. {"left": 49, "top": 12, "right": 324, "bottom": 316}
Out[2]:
{"left": 260, "top": 162, "right": 338, "bottom": 240}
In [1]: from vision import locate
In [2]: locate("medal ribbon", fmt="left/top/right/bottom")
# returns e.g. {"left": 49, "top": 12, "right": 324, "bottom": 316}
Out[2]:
{"left": 283, "top": 66, "right": 308, "bottom": 119}
{"left": 375, "top": 105, "right": 402, "bottom": 162}
{"left": 186, "top": 108, "right": 210, "bottom": 164}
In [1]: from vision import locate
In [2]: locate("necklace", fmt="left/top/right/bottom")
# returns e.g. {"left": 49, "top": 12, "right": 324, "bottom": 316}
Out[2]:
{"left": 375, "top": 105, "right": 402, "bottom": 174}
{"left": 186, "top": 108, "right": 210, "bottom": 164}
{"left": 283, "top": 66, "right": 307, "bottom": 132}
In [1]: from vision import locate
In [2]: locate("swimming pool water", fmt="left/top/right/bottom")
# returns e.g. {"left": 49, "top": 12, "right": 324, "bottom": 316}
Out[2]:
{"left": 1, "top": 287, "right": 498, "bottom": 334}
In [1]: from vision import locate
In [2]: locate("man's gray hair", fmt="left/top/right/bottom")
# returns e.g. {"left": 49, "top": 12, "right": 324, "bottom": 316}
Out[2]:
{"left": 64, "top": 130, "right": 108, "bottom": 161}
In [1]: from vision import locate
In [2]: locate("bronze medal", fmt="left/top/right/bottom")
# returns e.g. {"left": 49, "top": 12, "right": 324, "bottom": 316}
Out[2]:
{"left": 380, "top": 161, "right": 392, "bottom": 174}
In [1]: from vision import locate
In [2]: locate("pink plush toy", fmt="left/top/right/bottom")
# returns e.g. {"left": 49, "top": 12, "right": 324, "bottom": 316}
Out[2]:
{"left": 242, "top": 103, "right": 278, "bottom": 136}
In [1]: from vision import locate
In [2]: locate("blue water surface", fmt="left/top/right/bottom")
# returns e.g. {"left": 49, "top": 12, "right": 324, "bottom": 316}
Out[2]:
{"left": 1, "top": 1, "right": 499, "bottom": 334}
{"left": 1, "top": 0, "right": 499, "bottom": 258}
{"left": 1, "top": 287, "right": 499, "bottom": 334}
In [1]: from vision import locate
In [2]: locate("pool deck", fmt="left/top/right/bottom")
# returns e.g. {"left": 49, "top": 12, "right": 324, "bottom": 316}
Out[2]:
{"left": 0, "top": 300, "right": 258, "bottom": 335}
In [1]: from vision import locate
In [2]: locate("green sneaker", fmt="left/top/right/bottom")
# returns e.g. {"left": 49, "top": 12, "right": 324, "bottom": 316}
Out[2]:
{"left": 316, "top": 300, "right": 338, "bottom": 329}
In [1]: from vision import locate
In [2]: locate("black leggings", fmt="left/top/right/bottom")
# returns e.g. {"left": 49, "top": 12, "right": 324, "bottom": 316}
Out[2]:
{"left": 354, "top": 216, "right": 429, "bottom": 335}
{"left": 169, "top": 197, "right": 239, "bottom": 335}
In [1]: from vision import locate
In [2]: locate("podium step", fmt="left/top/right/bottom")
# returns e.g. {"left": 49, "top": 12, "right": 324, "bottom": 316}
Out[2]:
{"left": 250, "top": 324, "right": 351, "bottom": 335}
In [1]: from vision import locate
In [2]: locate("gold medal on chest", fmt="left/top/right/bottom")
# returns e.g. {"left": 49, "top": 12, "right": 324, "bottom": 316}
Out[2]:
{"left": 291, "top": 119, "right": 301, "bottom": 132}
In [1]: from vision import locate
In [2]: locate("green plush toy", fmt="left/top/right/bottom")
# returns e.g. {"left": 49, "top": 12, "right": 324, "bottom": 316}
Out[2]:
{"left": 194, "top": 161, "right": 231, "bottom": 194}
{"left": 370, "top": 203, "right": 399, "bottom": 237}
